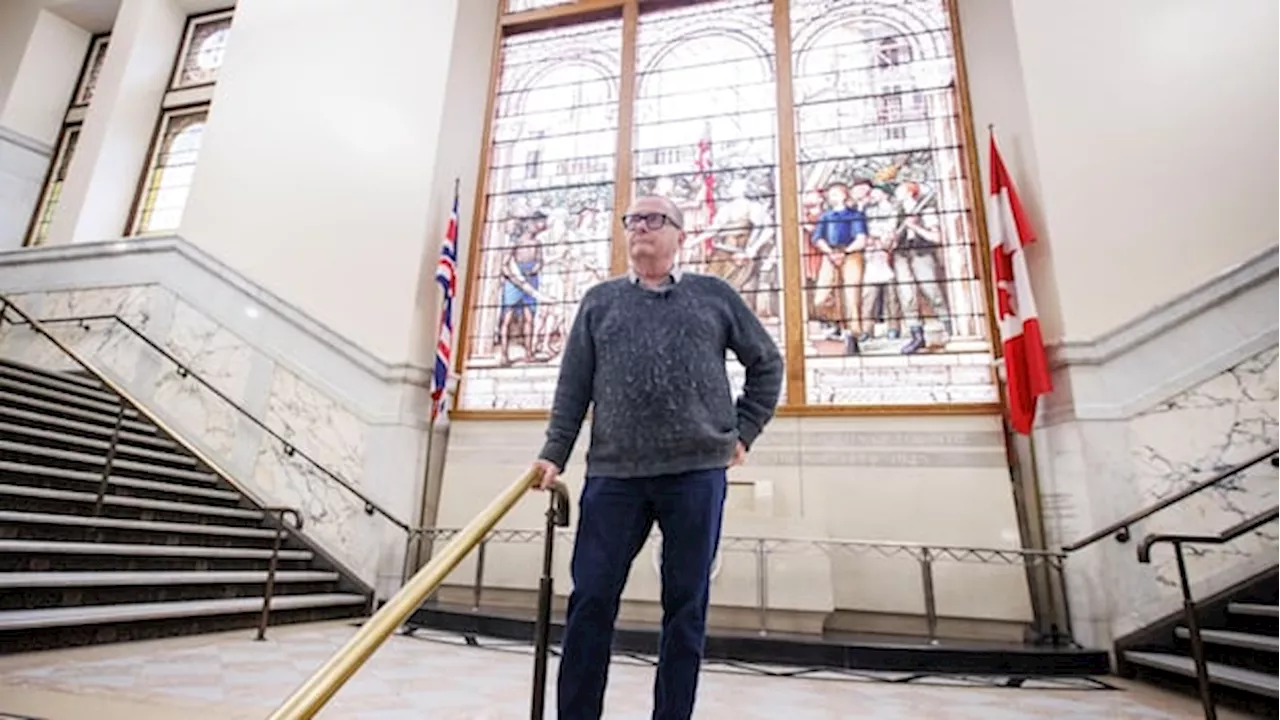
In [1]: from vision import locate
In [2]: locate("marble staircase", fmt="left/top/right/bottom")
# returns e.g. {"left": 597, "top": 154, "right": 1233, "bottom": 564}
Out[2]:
{"left": 0, "top": 358, "right": 369, "bottom": 653}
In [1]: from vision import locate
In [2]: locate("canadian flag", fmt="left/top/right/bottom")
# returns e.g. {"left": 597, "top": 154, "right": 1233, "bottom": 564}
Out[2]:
{"left": 986, "top": 132, "right": 1053, "bottom": 434}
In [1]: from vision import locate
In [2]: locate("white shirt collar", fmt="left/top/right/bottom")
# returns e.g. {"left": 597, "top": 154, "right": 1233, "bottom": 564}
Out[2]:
{"left": 628, "top": 266, "right": 683, "bottom": 286}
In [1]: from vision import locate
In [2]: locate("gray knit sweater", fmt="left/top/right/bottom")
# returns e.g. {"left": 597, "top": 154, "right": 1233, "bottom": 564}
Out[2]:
{"left": 537, "top": 272, "right": 783, "bottom": 478}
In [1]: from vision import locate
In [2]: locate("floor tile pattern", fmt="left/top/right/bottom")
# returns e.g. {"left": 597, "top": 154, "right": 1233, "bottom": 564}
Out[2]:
{"left": 0, "top": 622, "right": 1244, "bottom": 719}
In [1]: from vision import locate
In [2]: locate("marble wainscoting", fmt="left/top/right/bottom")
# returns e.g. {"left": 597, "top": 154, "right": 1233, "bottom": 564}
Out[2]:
{"left": 1128, "top": 348, "right": 1278, "bottom": 623}
{"left": 249, "top": 366, "right": 385, "bottom": 586}
{"left": 0, "top": 286, "right": 157, "bottom": 380}
{"left": 1037, "top": 346, "right": 1279, "bottom": 649}
{"left": 0, "top": 285, "right": 404, "bottom": 592}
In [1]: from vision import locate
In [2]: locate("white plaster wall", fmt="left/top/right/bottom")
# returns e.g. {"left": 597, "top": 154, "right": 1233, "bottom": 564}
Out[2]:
{"left": 180, "top": 0, "right": 482, "bottom": 364}
{"left": 0, "top": 1, "right": 43, "bottom": 120}
{"left": 1017, "top": 0, "right": 1273, "bottom": 341}
{"left": 0, "top": 130, "right": 50, "bottom": 251}
{"left": 0, "top": 10, "right": 88, "bottom": 144}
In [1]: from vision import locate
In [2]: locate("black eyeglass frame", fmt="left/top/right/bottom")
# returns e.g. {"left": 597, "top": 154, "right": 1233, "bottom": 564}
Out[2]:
{"left": 620, "top": 212, "right": 682, "bottom": 231}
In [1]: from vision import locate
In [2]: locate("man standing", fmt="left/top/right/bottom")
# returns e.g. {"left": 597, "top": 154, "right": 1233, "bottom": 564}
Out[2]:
{"left": 531, "top": 194, "right": 784, "bottom": 720}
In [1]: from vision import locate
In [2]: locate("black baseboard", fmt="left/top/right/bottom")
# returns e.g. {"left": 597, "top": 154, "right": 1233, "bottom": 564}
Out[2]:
{"left": 404, "top": 602, "right": 1111, "bottom": 676}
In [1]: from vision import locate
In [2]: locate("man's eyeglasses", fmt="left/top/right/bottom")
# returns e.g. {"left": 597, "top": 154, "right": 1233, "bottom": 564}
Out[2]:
{"left": 621, "top": 212, "right": 681, "bottom": 232}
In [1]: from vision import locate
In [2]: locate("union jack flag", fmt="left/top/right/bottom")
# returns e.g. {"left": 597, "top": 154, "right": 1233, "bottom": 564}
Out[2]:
{"left": 431, "top": 187, "right": 459, "bottom": 422}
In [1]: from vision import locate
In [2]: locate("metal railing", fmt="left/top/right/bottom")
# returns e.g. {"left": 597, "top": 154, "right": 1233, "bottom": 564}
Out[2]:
{"left": 266, "top": 472, "right": 571, "bottom": 719}
{"left": 0, "top": 297, "right": 328, "bottom": 637}
{"left": 1063, "top": 448, "right": 1279, "bottom": 552}
{"left": 1137, "top": 505, "right": 1279, "bottom": 720}
{"left": 421, "top": 527, "right": 1071, "bottom": 646}
{"left": 0, "top": 298, "right": 426, "bottom": 585}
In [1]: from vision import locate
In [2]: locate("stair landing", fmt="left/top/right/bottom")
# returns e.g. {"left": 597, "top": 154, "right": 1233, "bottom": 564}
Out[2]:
{"left": 0, "top": 620, "right": 1247, "bottom": 720}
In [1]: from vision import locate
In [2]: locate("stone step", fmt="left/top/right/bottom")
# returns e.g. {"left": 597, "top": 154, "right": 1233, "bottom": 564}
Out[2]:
{"left": 0, "top": 483, "right": 261, "bottom": 520}
{"left": 0, "top": 406, "right": 173, "bottom": 449}
{"left": 0, "top": 539, "right": 311, "bottom": 561}
{"left": 0, "top": 421, "right": 197, "bottom": 467}
{"left": 1175, "top": 626, "right": 1279, "bottom": 653}
{"left": 1229, "top": 603, "right": 1279, "bottom": 619}
{"left": 0, "top": 510, "right": 278, "bottom": 540}
{"left": 0, "top": 390, "right": 155, "bottom": 435}
{"left": 0, "top": 441, "right": 216, "bottom": 484}
{"left": 0, "top": 375, "right": 136, "bottom": 419}
{"left": 0, "top": 593, "right": 366, "bottom": 632}
{"left": 1124, "top": 650, "right": 1279, "bottom": 698}
{"left": 0, "top": 361, "right": 118, "bottom": 404}
{"left": 0, "top": 358, "right": 105, "bottom": 391}
{"left": 0, "top": 569, "right": 338, "bottom": 588}
{"left": 0, "top": 460, "right": 232, "bottom": 504}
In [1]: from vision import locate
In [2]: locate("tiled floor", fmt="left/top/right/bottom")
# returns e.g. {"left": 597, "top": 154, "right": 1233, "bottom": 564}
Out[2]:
{"left": 0, "top": 621, "right": 1254, "bottom": 719}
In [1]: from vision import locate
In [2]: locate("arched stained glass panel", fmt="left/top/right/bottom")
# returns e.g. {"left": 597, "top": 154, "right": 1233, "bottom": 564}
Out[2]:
{"left": 791, "top": 0, "right": 995, "bottom": 406}
{"left": 632, "top": 0, "right": 785, "bottom": 402}
{"left": 460, "top": 19, "right": 622, "bottom": 411}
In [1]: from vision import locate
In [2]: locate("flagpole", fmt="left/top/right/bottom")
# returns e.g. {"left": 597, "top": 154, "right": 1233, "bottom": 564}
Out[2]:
{"left": 412, "top": 177, "right": 462, "bottom": 577}
{"left": 984, "top": 126, "right": 1061, "bottom": 645}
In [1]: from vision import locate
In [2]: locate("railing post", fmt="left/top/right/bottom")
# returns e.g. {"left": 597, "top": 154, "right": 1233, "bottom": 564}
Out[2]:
{"left": 920, "top": 547, "right": 939, "bottom": 645}
{"left": 94, "top": 406, "right": 126, "bottom": 516}
{"left": 1052, "top": 554, "right": 1076, "bottom": 646}
{"left": 258, "top": 509, "right": 301, "bottom": 642}
{"left": 401, "top": 529, "right": 418, "bottom": 588}
{"left": 755, "top": 538, "right": 768, "bottom": 636}
{"left": 472, "top": 538, "right": 487, "bottom": 611}
{"left": 530, "top": 482, "right": 570, "bottom": 720}
{"left": 1174, "top": 542, "right": 1216, "bottom": 720}
{"left": 258, "top": 517, "right": 285, "bottom": 641}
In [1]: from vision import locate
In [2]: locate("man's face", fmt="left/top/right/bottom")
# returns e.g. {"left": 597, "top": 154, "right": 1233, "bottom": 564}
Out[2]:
{"left": 851, "top": 183, "right": 871, "bottom": 203}
{"left": 623, "top": 196, "right": 684, "bottom": 266}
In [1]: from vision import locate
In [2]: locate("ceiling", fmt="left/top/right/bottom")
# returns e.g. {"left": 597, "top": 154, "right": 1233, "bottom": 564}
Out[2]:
{"left": 41, "top": 0, "right": 236, "bottom": 34}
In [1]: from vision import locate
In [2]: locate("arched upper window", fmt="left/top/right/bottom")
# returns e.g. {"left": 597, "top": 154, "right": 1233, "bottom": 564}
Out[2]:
{"left": 457, "top": 0, "right": 996, "bottom": 413}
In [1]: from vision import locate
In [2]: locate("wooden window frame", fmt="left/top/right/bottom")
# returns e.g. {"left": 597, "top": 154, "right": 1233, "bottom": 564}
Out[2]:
{"left": 454, "top": 0, "right": 1001, "bottom": 420}
{"left": 125, "top": 7, "right": 234, "bottom": 238}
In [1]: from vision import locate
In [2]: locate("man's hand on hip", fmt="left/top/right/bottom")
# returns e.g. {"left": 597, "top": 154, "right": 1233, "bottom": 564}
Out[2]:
{"left": 729, "top": 441, "right": 747, "bottom": 468}
{"left": 531, "top": 459, "right": 560, "bottom": 490}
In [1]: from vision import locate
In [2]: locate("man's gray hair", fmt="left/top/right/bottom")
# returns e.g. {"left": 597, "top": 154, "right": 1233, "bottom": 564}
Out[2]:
{"left": 633, "top": 193, "right": 684, "bottom": 229}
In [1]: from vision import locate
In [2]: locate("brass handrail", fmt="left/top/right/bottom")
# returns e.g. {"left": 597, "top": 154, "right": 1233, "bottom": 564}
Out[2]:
{"left": 0, "top": 299, "right": 370, "bottom": 594}
{"left": 0, "top": 305, "right": 410, "bottom": 531}
{"left": 1062, "top": 448, "right": 1278, "bottom": 552}
{"left": 266, "top": 468, "right": 544, "bottom": 719}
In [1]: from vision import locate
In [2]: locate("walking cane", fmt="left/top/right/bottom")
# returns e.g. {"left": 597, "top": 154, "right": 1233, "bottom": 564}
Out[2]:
{"left": 531, "top": 481, "right": 571, "bottom": 719}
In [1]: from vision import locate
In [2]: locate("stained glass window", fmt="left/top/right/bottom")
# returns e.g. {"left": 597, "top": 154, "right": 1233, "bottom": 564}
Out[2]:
{"left": 459, "top": 19, "right": 622, "bottom": 411}
{"left": 632, "top": 0, "right": 786, "bottom": 402}
{"left": 26, "top": 32, "right": 109, "bottom": 247}
{"left": 173, "top": 11, "right": 233, "bottom": 88}
{"left": 791, "top": 0, "right": 995, "bottom": 405}
{"left": 131, "top": 106, "right": 208, "bottom": 235}
{"left": 462, "top": 0, "right": 998, "bottom": 412}
{"left": 72, "top": 35, "right": 109, "bottom": 107}
{"left": 26, "top": 126, "right": 80, "bottom": 246}
{"left": 128, "top": 10, "right": 233, "bottom": 239}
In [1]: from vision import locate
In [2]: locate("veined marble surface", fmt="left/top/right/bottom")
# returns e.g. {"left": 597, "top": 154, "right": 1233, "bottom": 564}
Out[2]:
{"left": 0, "top": 286, "right": 155, "bottom": 381}
{"left": 1043, "top": 346, "right": 1279, "bottom": 645}
{"left": 151, "top": 299, "right": 253, "bottom": 459}
{"left": 251, "top": 366, "right": 377, "bottom": 580}
{"left": 1131, "top": 347, "right": 1278, "bottom": 605}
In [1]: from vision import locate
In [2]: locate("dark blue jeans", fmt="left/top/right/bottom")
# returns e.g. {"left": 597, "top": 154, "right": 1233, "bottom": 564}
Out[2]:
{"left": 556, "top": 467, "right": 727, "bottom": 720}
